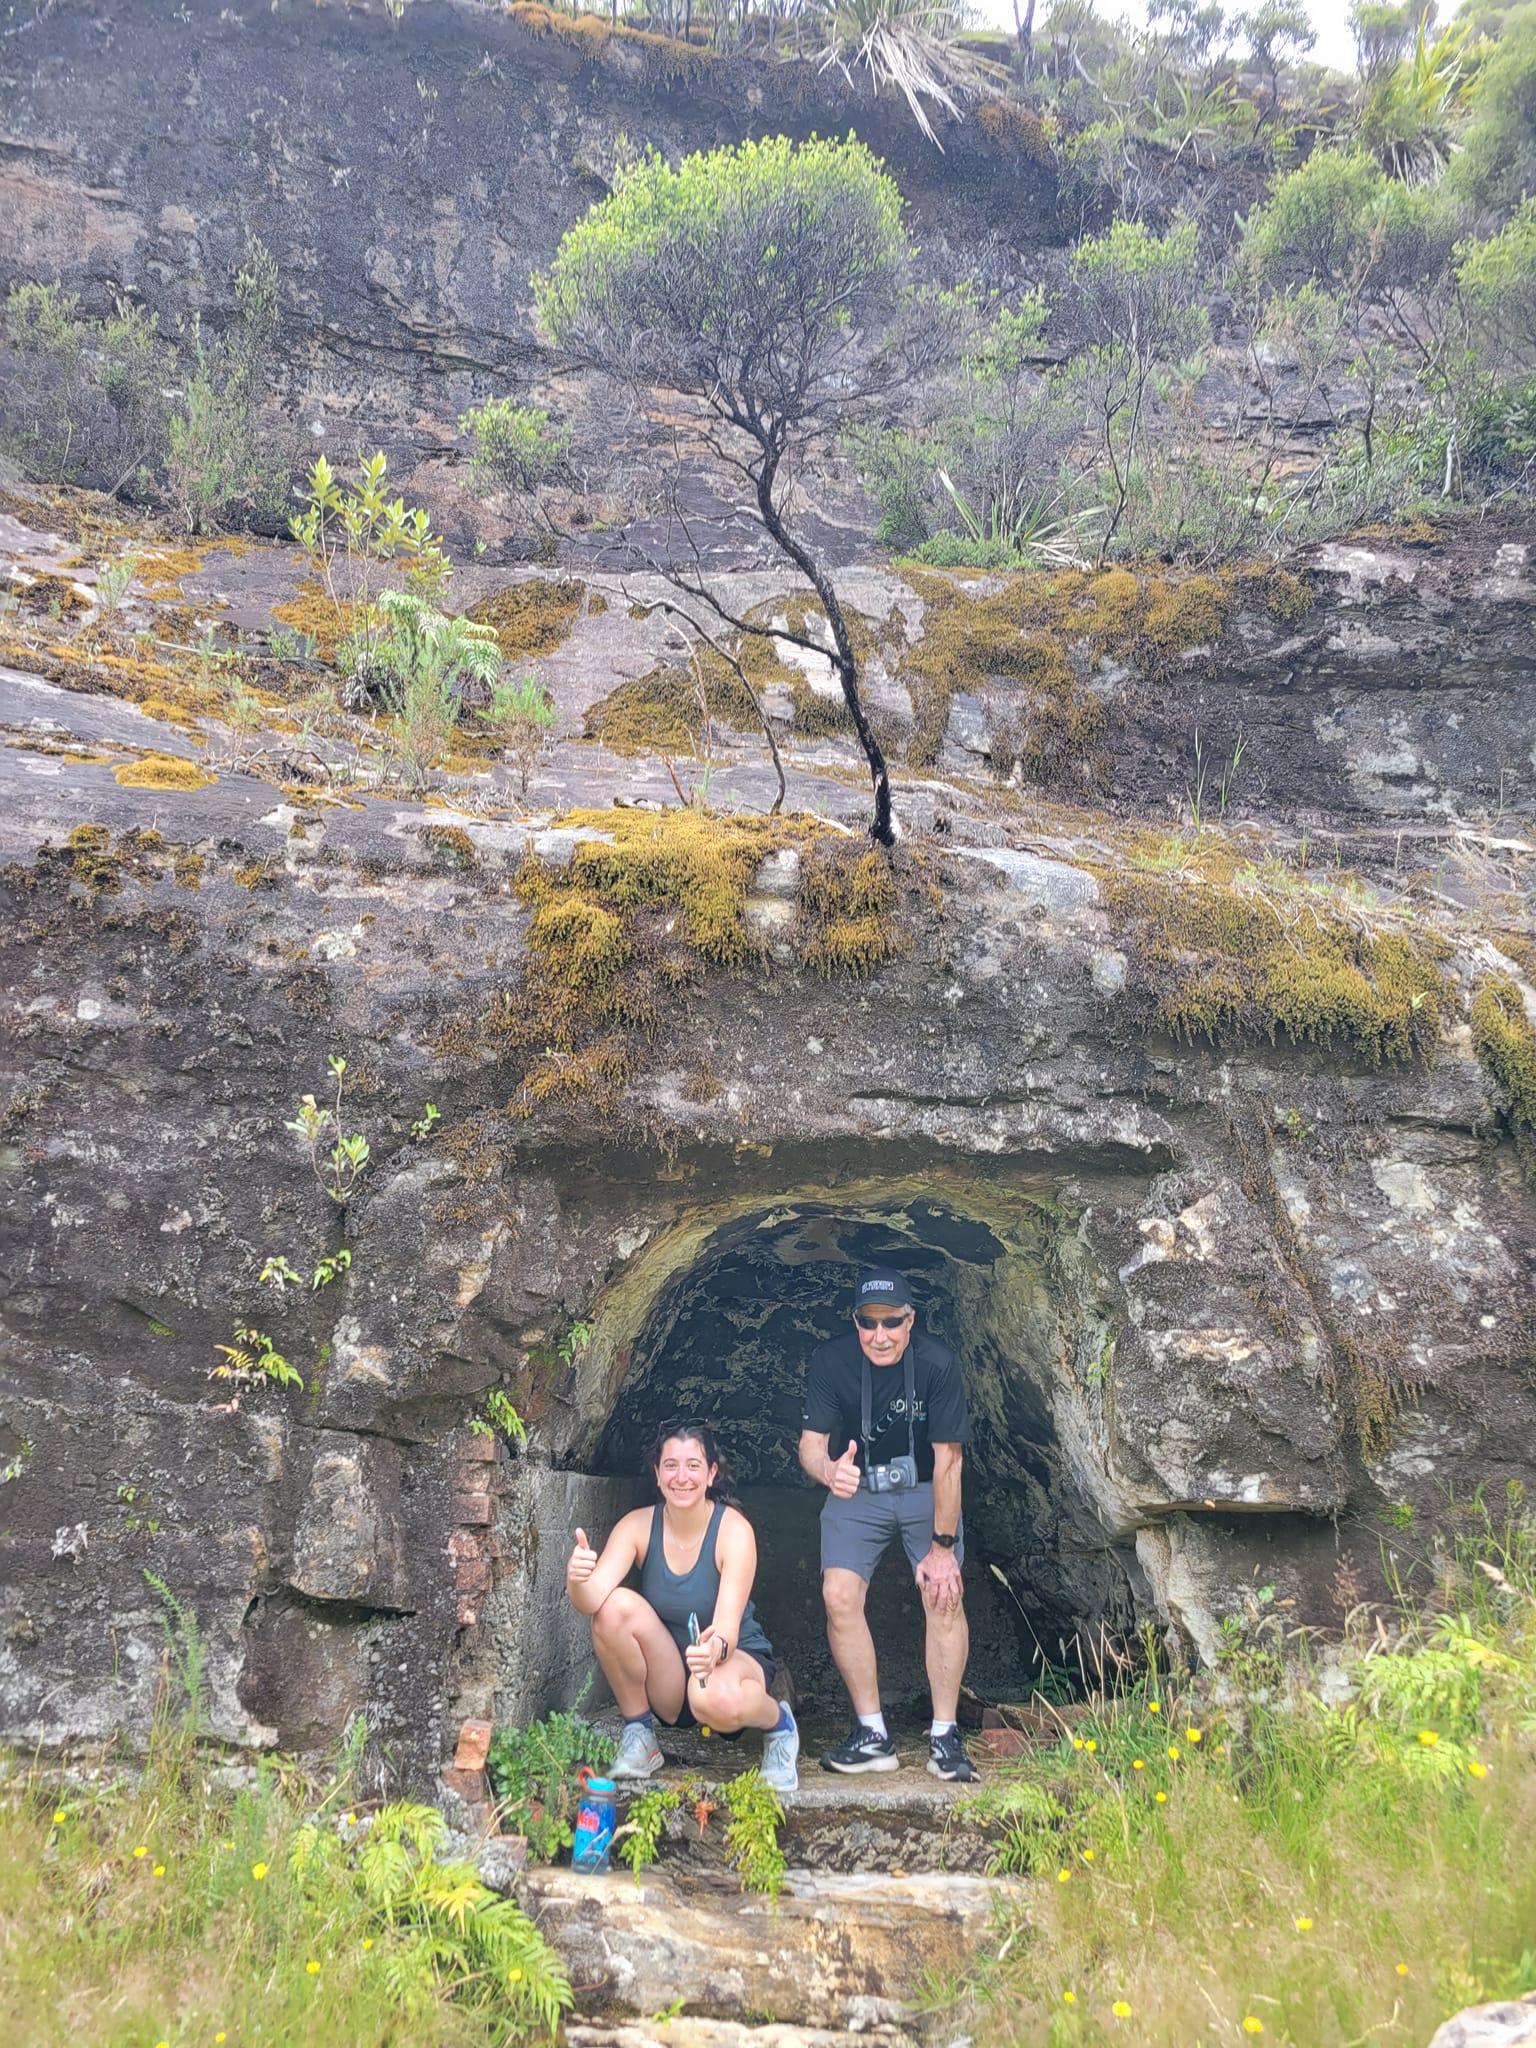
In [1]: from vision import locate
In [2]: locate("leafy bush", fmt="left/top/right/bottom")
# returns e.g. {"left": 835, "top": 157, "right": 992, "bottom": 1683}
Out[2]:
{"left": 721, "top": 1768, "right": 785, "bottom": 1898}
{"left": 165, "top": 240, "right": 289, "bottom": 532}
{"left": 459, "top": 397, "right": 569, "bottom": 495}
{"left": 486, "top": 1711, "right": 617, "bottom": 1864}
{"left": 904, "top": 529, "right": 1023, "bottom": 568}
{"left": 486, "top": 670, "right": 558, "bottom": 796}
{"left": 1, "top": 282, "right": 167, "bottom": 494}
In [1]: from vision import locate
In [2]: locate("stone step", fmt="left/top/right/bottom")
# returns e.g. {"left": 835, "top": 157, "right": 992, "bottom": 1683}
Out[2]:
{"left": 519, "top": 1862, "right": 1024, "bottom": 2032}
{"left": 624, "top": 1770, "right": 996, "bottom": 1875}
{"left": 568, "top": 2023, "right": 915, "bottom": 2048}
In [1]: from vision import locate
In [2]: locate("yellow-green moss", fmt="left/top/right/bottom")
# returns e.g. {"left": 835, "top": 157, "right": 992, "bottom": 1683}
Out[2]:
{"left": 507, "top": 1, "right": 716, "bottom": 78}
{"left": 587, "top": 593, "right": 609, "bottom": 617}
{"left": 974, "top": 94, "right": 1052, "bottom": 161}
{"left": 584, "top": 654, "right": 755, "bottom": 756}
{"left": 1105, "top": 869, "right": 1446, "bottom": 1064}
{"left": 469, "top": 577, "right": 586, "bottom": 661}
{"left": 474, "top": 808, "right": 902, "bottom": 1112}
{"left": 420, "top": 823, "right": 477, "bottom": 868}
{"left": 798, "top": 839, "right": 904, "bottom": 976}
{"left": 271, "top": 582, "right": 356, "bottom": 665}
{"left": 113, "top": 752, "right": 217, "bottom": 792}
{"left": 1471, "top": 975, "right": 1536, "bottom": 1133}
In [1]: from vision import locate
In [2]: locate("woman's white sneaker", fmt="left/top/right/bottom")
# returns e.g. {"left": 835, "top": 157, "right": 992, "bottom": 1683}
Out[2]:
{"left": 611, "top": 1720, "right": 664, "bottom": 1778}
{"left": 760, "top": 1706, "right": 801, "bottom": 1794}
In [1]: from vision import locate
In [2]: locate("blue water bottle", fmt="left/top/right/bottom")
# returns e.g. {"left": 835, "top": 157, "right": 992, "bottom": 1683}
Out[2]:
{"left": 571, "top": 1766, "right": 616, "bottom": 1873}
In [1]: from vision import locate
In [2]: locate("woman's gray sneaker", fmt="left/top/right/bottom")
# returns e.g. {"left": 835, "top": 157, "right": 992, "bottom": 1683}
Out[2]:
{"left": 611, "top": 1720, "right": 665, "bottom": 1779}
{"left": 760, "top": 1706, "right": 800, "bottom": 1793}
{"left": 820, "top": 1722, "right": 899, "bottom": 1773}
{"left": 927, "top": 1728, "right": 976, "bottom": 1782}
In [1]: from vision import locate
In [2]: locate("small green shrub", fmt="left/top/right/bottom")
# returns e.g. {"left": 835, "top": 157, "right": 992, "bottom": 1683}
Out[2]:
{"left": 459, "top": 397, "right": 569, "bottom": 495}
{"left": 616, "top": 1782, "right": 683, "bottom": 1876}
{"left": 486, "top": 1711, "right": 617, "bottom": 1864}
{"left": 486, "top": 670, "right": 558, "bottom": 796}
{"left": 721, "top": 1769, "right": 785, "bottom": 1898}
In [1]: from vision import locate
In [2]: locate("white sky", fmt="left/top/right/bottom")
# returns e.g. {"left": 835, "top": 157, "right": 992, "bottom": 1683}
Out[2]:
{"left": 968, "top": 0, "right": 1360, "bottom": 74}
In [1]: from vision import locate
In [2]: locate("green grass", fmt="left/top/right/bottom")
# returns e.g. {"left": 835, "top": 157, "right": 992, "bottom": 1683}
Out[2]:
{"left": 0, "top": 1709, "right": 569, "bottom": 2046}
{"left": 957, "top": 1500, "right": 1536, "bottom": 2047}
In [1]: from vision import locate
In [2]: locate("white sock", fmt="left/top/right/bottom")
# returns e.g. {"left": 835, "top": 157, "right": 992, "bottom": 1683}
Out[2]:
{"left": 930, "top": 1719, "right": 956, "bottom": 1738}
{"left": 859, "top": 1712, "right": 889, "bottom": 1739}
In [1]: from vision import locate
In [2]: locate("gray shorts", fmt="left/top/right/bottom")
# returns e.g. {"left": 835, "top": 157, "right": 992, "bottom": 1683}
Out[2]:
{"left": 820, "top": 1481, "right": 965, "bottom": 1581}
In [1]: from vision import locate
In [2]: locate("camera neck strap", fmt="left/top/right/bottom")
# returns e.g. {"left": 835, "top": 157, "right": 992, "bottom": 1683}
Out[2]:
{"left": 860, "top": 1342, "right": 917, "bottom": 1463}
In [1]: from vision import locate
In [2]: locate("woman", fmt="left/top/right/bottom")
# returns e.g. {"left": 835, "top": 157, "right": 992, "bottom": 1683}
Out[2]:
{"left": 565, "top": 1421, "right": 799, "bottom": 1791}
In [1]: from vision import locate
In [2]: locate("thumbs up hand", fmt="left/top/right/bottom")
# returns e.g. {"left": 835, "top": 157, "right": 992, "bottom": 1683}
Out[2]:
{"left": 827, "top": 1441, "right": 862, "bottom": 1500}
{"left": 567, "top": 1527, "right": 598, "bottom": 1584}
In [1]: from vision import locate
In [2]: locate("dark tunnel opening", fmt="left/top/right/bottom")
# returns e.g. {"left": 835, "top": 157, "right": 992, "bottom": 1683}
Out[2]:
{"left": 582, "top": 1196, "right": 1138, "bottom": 1713}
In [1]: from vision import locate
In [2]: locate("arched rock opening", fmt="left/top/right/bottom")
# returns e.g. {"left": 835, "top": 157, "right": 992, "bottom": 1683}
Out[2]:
{"left": 492, "top": 1181, "right": 1144, "bottom": 1726}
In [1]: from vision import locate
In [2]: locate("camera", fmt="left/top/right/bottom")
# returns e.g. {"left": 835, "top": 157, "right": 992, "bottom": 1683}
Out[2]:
{"left": 865, "top": 1455, "right": 919, "bottom": 1493}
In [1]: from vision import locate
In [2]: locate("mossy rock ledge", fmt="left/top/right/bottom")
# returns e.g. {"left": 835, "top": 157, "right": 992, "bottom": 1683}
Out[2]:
{"left": 2, "top": 744, "right": 1533, "bottom": 1799}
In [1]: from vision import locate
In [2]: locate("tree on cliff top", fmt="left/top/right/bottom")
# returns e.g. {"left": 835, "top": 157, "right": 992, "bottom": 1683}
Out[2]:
{"left": 534, "top": 133, "right": 956, "bottom": 847}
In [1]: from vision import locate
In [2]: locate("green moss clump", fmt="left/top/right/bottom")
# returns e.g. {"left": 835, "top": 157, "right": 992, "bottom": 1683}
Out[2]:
{"left": 1471, "top": 975, "right": 1536, "bottom": 1133}
{"left": 468, "top": 578, "right": 586, "bottom": 660}
{"left": 1106, "top": 869, "right": 1446, "bottom": 1064}
{"left": 974, "top": 95, "right": 1052, "bottom": 161}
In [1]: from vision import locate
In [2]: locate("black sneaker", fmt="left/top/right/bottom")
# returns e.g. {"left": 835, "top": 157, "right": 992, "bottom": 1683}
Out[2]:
{"left": 927, "top": 1729, "right": 977, "bottom": 1782}
{"left": 820, "top": 1723, "right": 900, "bottom": 1774}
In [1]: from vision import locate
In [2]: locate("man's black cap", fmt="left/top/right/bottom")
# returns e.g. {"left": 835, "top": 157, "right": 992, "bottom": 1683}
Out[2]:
{"left": 853, "top": 1267, "right": 913, "bottom": 1310}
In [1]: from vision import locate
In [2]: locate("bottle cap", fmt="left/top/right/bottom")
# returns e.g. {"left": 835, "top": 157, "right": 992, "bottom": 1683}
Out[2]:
{"left": 584, "top": 1776, "right": 616, "bottom": 1794}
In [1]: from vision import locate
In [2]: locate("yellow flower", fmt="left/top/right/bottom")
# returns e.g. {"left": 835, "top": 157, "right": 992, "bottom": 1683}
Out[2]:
{"left": 509, "top": 1968, "right": 523, "bottom": 1983}
{"left": 1417, "top": 1730, "right": 1439, "bottom": 1746}
{"left": 1085, "top": 1738, "right": 1098, "bottom": 1753}
{"left": 361, "top": 1938, "right": 375, "bottom": 1951}
{"left": 306, "top": 1959, "right": 320, "bottom": 1975}
{"left": 1132, "top": 1759, "right": 1145, "bottom": 1770}
{"left": 1072, "top": 1736, "right": 1084, "bottom": 1750}
{"left": 1469, "top": 1760, "right": 1488, "bottom": 1779}
{"left": 1167, "top": 1746, "right": 1181, "bottom": 1761}
{"left": 1113, "top": 2000, "right": 1133, "bottom": 2019}
{"left": 251, "top": 1862, "right": 268, "bottom": 1881}
{"left": 1063, "top": 1990, "right": 1077, "bottom": 2004}
{"left": 52, "top": 1809, "right": 67, "bottom": 1825}
{"left": 1396, "top": 1963, "right": 1410, "bottom": 1977}
{"left": 1081, "top": 1849, "right": 1095, "bottom": 1862}
{"left": 1243, "top": 2018, "right": 1265, "bottom": 2035}
{"left": 1186, "top": 1728, "right": 1203, "bottom": 1743}
{"left": 133, "top": 1845, "right": 148, "bottom": 1859}
{"left": 1147, "top": 1700, "right": 1161, "bottom": 1714}
{"left": 221, "top": 1840, "right": 234, "bottom": 1851}
{"left": 216, "top": 2036, "right": 227, "bottom": 2044}
{"left": 1155, "top": 1790, "right": 1168, "bottom": 1804}
{"left": 1058, "top": 1867, "right": 1072, "bottom": 1883}
{"left": 344, "top": 1810, "right": 357, "bottom": 1825}
{"left": 153, "top": 1863, "right": 166, "bottom": 1877}
{"left": 1294, "top": 1916, "right": 1314, "bottom": 1933}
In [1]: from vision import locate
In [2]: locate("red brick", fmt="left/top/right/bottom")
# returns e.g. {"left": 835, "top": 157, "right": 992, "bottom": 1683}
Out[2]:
{"left": 981, "top": 1707, "right": 1006, "bottom": 1730}
{"left": 980, "top": 1726, "right": 1030, "bottom": 1760}
{"left": 441, "top": 1764, "right": 488, "bottom": 1803}
{"left": 459, "top": 1430, "right": 498, "bottom": 1463}
{"left": 455, "top": 1493, "right": 493, "bottom": 1525}
{"left": 454, "top": 1462, "right": 495, "bottom": 1494}
{"left": 448, "top": 1529, "right": 484, "bottom": 1561}
{"left": 454, "top": 1719, "right": 494, "bottom": 1772}
{"left": 455, "top": 1558, "right": 492, "bottom": 1595}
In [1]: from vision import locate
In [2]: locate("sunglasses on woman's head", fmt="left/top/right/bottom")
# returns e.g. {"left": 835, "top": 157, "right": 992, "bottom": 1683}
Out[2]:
{"left": 854, "top": 1309, "right": 912, "bottom": 1331}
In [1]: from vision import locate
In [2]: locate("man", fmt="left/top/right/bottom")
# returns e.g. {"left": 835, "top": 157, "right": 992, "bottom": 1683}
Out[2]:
{"left": 797, "top": 1267, "right": 976, "bottom": 1781}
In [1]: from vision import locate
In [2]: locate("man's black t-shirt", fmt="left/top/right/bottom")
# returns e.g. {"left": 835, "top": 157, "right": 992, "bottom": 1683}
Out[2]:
{"left": 803, "top": 1331, "right": 970, "bottom": 1482}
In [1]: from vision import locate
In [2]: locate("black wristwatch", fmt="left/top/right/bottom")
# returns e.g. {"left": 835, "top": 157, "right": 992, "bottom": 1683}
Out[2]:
{"left": 932, "top": 1532, "right": 957, "bottom": 1550}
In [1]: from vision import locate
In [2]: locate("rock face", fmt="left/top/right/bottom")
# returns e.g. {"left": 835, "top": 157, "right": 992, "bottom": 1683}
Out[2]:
{"left": 1428, "top": 1996, "right": 1536, "bottom": 2048}
{"left": 517, "top": 1864, "right": 1019, "bottom": 2031}
{"left": 1, "top": 670, "right": 1533, "bottom": 1783}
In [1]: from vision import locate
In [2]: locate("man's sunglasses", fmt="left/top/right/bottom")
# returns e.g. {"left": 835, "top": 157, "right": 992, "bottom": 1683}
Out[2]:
{"left": 854, "top": 1308, "right": 912, "bottom": 1331}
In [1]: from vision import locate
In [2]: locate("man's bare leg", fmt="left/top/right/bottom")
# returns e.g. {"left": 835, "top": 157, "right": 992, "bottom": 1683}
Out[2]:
{"left": 923, "top": 1595, "right": 969, "bottom": 1725}
{"left": 822, "top": 1567, "right": 881, "bottom": 1717}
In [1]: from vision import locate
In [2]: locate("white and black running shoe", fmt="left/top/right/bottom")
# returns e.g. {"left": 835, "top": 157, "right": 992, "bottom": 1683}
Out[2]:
{"left": 927, "top": 1729, "right": 977, "bottom": 1782}
{"left": 820, "top": 1723, "right": 900, "bottom": 1773}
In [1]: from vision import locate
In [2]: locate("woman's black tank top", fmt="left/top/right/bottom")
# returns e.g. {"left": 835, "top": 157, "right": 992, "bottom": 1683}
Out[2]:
{"left": 637, "top": 1499, "right": 773, "bottom": 1659}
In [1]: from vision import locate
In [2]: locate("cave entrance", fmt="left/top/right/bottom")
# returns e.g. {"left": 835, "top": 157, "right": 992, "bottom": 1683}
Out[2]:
{"left": 526, "top": 1188, "right": 1139, "bottom": 1723}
